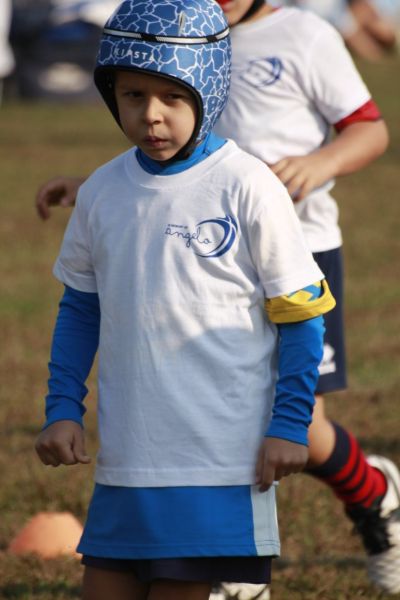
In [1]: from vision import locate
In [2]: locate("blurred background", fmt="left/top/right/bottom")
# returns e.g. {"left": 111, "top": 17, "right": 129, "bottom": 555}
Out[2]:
{"left": 0, "top": 1, "right": 399, "bottom": 598}
{"left": 1, "top": 0, "right": 120, "bottom": 103}
{"left": 1, "top": 0, "right": 400, "bottom": 103}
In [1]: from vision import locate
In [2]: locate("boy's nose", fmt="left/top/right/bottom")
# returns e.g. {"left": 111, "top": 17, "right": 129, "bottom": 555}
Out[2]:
{"left": 142, "top": 97, "right": 163, "bottom": 124}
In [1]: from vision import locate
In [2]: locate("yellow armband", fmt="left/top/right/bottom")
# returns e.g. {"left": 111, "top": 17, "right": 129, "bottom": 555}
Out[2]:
{"left": 265, "top": 279, "right": 336, "bottom": 324}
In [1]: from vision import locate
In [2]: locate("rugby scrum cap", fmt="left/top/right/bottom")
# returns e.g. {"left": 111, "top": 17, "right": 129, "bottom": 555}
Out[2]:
{"left": 94, "top": 0, "right": 231, "bottom": 151}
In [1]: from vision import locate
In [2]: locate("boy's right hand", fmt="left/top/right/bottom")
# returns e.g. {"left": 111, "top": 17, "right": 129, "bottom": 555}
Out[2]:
{"left": 35, "top": 176, "right": 84, "bottom": 220}
{"left": 35, "top": 420, "right": 91, "bottom": 467}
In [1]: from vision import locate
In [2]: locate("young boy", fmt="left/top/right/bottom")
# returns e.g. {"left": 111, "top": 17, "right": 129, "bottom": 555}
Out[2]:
{"left": 35, "top": 0, "right": 334, "bottom": 598}
{"left": 35, "top": 1, "right": 400, "bottom": 597}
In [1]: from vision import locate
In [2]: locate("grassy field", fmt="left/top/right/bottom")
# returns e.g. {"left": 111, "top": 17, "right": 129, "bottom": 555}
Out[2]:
{"left": 0, "top": 53, "right": 399, "bottom": 599}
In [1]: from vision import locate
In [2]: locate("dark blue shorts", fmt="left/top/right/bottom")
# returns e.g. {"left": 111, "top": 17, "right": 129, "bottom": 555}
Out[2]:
{"left": 81, "top": 555, "right": 272, "bottom": 584}
{"left": 313, "top": 247, "right": 347, "bottom": 394}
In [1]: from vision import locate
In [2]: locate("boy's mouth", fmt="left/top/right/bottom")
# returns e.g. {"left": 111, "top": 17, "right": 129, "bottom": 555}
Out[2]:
{"left": 143, "top": 135, "right": 168, "bottom": 148}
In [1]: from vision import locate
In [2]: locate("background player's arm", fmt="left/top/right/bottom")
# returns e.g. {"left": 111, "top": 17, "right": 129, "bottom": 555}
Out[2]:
{"left": 36, "top": 176, "right": 85, "bottom": 219}
{"left": 270, "top": 118, "right": 389, "bottom": 201}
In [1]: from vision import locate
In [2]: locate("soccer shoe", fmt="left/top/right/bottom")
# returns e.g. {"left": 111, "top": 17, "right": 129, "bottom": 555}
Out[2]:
{"left": 346, "top": 455, "right": 400, "bottom": 594}
{"left": 210, "top": 583, "right": 270, "bottom": 599}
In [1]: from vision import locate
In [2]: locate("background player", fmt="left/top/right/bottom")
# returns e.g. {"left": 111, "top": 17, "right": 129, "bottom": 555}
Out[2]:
{"left": 213, "top": 0, "right": 399, "bottom": 596}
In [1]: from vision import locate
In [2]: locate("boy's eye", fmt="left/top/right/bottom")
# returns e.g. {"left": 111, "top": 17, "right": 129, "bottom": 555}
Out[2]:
{"left": 119, "top": 90, "right": 142, "bottom": 98}
{"left": 166, "top": 92, "right": 186, "bottom": 101}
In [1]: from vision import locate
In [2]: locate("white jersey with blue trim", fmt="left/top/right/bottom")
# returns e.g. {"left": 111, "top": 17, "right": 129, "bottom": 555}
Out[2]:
{"left": 54, "top": 140, "right": 323, "bottom": 489}
{"left": 214, "top": 7, "right": 371, "bottom": 253}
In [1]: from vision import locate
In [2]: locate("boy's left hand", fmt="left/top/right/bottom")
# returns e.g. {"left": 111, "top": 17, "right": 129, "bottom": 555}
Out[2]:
{"left": 255, "top": 437, "right": 309, "bottom": 492}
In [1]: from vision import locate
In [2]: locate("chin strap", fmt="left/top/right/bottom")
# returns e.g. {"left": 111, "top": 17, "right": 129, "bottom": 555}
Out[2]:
{"left": 239, "top": 0, "right": 265, "bottom": 23}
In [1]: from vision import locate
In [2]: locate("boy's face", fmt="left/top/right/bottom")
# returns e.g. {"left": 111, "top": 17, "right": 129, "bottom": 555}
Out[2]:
{"left": 115, "top": 71, "right": 197, "bottom": 162}
{"left": 216, "top": 0, "right": 271, "bottom": 25}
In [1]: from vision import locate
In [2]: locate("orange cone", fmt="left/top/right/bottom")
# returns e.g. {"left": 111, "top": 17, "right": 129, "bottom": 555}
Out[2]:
{"left": 8, "top": 512, "right": 83, "bottom": 559}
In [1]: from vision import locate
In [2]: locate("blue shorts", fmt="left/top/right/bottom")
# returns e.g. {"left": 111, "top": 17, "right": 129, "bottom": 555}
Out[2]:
{"left": 313, "top": 247, "right": 347, "bottom": 394}
{"left": 81, "top": 555, "right": 272, "bottom": 584}
{"left": 77, "top": 484, "right": 279, "bottom": 569}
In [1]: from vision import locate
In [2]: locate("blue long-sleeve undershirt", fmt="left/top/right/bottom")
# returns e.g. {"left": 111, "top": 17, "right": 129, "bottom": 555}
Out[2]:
{"left": 45, "top": 286, "right": 100, "bottom": 428}
{"left": 266, "top": 318, "right": 324, "bottom": 445}
{"left": 45, "top": 286, "right": 323, "bottom": 445}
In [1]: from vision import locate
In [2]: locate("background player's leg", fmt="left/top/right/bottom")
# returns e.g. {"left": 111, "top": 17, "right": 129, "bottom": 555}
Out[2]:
{"left": 307, "top": 395, "right": 335, "bottom": 464}
{"left": 307, "top": 398, "right": 387, "bottom": 507}
{"left": 307, "top": 249, "right": 387, "bottom": 508}
{"left": 307, "top": 249, "right": 400, "bottom": 593}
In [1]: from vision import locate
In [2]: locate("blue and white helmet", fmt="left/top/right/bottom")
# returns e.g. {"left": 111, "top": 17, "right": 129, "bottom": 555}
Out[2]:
{"left": 94, "top": 0, "right": 231, "bottom": 153}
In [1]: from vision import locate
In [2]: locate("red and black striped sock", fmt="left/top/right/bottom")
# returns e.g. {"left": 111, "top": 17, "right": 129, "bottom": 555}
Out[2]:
{"left": 306, "top": 422, "right": 387, "bottom": 508}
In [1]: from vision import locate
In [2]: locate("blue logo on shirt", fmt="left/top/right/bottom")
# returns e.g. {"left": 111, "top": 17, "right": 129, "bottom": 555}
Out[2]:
{"left": 165, "top": 215, "right": 238, "bottom": 258}
{"left": 238, "top": 57, "right": 283, "bottom": 88}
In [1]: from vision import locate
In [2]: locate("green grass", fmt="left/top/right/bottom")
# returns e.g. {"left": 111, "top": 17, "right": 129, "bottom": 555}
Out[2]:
{"left": 1, "top": 53, "right": 400, "bottom": 599}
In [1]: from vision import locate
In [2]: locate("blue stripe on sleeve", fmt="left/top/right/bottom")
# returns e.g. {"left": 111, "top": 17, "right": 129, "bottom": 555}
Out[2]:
{"left": 287, "top": 282, "right": 321, "bottom": 301}
{"left": 44, "top": 285, "right": 100, "bottom": 428}
{"left": 266, "top": 316, "right": 325, "bottom": 445}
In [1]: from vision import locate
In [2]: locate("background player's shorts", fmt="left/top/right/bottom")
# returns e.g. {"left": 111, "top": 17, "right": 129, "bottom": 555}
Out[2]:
{"left": 313, "top": 247, "right": 347, "bottom": 394}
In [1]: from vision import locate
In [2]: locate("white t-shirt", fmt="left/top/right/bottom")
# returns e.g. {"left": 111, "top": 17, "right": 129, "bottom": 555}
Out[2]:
{"left": 215, "top": 7, "right": 371, "bottom": 252}
{"left": 54, "top": 141, "right": 323, "bottom": 487}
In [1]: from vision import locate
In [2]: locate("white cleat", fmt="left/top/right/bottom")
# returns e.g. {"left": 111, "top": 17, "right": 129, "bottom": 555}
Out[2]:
{"left": 346, "top": 455, "right": 400, "bottom": 594}
{"left": 210, "top": 583, "right": 270, "bottom": 599}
